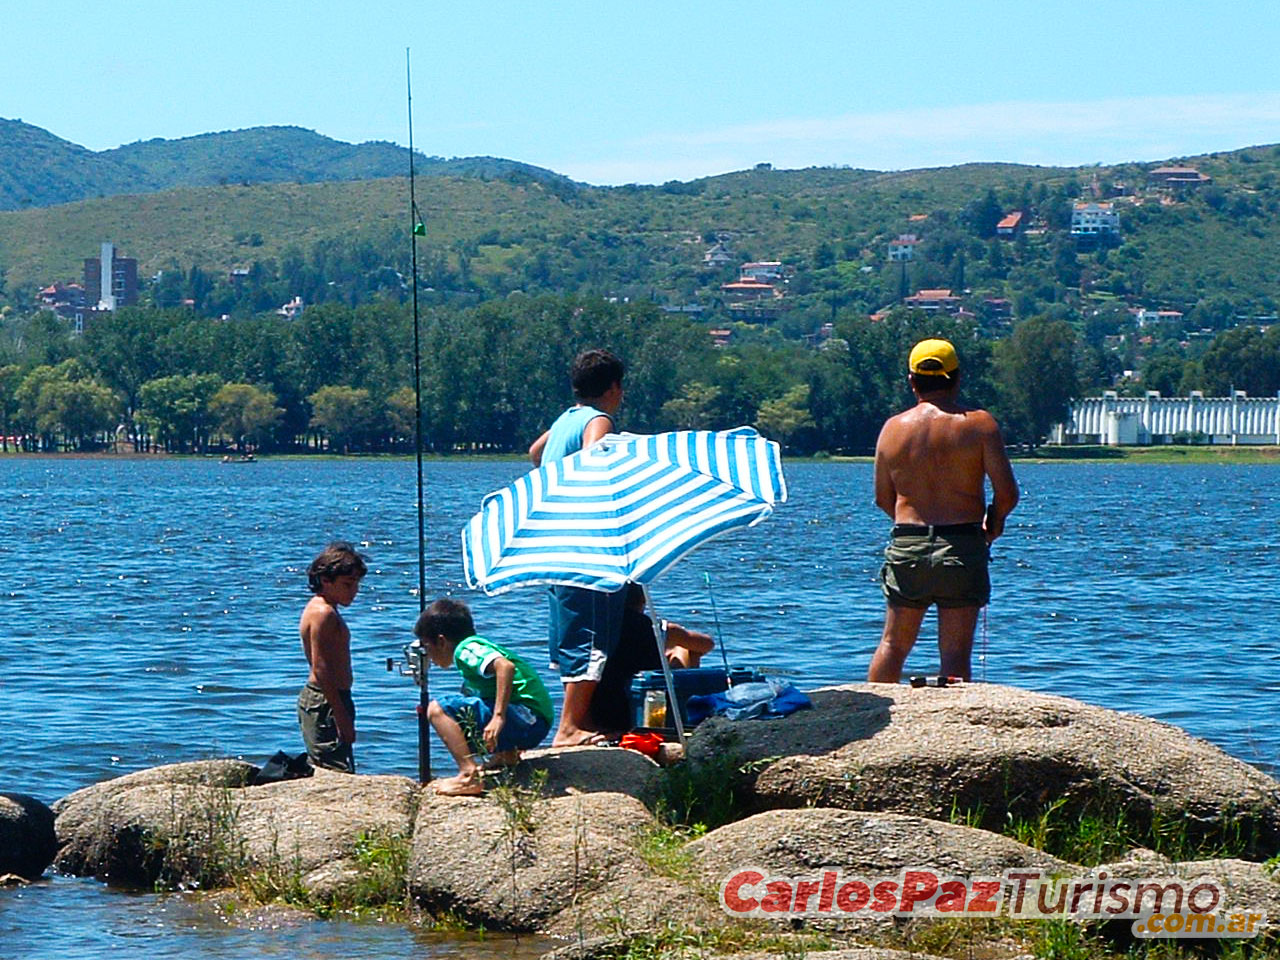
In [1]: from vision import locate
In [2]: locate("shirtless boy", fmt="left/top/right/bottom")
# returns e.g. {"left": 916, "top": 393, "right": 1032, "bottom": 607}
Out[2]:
{"left": 868, "top": 339, "right": 1019, "bottom": 683}
{"left": 298, "top": 541, "right": 367, "bottom": 771}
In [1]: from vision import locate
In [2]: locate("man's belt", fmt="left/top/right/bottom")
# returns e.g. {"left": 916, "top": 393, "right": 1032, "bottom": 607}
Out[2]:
{"left": 891, "top": 522, "right": 984, "bottom": 537}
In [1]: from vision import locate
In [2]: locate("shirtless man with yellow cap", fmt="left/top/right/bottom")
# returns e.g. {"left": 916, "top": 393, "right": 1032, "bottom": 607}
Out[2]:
{"left": 867, "top": 338, "right": 1019, "bottom": 683}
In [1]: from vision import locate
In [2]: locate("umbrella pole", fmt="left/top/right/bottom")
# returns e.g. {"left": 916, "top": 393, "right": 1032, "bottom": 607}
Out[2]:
{"left": 641, "top": 584, "right": 686, "bottom": 746}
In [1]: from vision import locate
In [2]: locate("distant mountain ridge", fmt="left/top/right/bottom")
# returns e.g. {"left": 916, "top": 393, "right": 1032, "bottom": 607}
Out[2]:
{"left": 0, "top": 119, "right": 572, "bottom": 211}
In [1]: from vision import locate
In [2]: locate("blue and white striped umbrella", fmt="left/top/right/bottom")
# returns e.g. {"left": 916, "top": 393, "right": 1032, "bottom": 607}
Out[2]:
{"left": 462, "top": 427, "right": 787, "bottom": 596}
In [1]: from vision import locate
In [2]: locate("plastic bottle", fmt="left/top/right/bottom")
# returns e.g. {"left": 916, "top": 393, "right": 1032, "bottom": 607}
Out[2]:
{"left": 643, "top": 689, "right": 668, "bottom": 727}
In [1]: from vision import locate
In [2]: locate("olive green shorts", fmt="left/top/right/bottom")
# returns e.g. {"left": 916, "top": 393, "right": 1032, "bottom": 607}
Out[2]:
{"left": 297, "top": 682, "right": 356, "bottom": 773}
{"left": 880, "top": 532, "right": 990, "bottom": 609}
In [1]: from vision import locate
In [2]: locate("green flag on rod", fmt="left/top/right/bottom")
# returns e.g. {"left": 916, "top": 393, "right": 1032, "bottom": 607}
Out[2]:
{"left": 412, "top": 222, "right": 426, "bottom": 236}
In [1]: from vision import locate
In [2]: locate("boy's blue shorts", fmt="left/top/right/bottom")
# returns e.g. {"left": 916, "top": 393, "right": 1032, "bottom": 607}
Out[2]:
{"left": 434, "top": 694, "right": 551, "bottom": 753}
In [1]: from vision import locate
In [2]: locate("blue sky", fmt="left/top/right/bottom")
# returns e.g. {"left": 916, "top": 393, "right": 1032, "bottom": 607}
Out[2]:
{"left": 6, "top": 1, "right": 1280, "bottom": 184}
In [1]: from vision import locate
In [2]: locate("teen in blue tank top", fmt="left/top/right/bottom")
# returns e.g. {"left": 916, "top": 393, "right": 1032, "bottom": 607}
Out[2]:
{"left": 528, "top": 348, "right": 626, "bottom": 746}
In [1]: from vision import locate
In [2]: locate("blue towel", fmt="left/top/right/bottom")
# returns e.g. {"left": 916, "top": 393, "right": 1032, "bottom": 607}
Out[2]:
{"left": 686, "top": 678, "right": 812, "bottom": 725}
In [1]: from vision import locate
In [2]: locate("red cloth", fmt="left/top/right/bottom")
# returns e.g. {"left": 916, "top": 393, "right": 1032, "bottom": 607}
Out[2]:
{"left": 618, "top": 731, "right": 664, "bottom": 757}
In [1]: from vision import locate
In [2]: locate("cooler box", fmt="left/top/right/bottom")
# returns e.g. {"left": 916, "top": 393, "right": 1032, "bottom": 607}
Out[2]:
{"left": 628, "top": 666, "right": 763, "bottom": 730}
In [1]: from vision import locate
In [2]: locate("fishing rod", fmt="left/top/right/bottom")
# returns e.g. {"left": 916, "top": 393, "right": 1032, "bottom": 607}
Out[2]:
{"left": 407, "top": 47, "right": 431, "bottom": 783}
{"left": 703, "top": 572, "right": 733, "bottom": 679}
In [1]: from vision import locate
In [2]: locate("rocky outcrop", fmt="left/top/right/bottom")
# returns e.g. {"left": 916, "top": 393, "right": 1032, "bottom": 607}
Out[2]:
{"left": 688, "top": 683, "right": 1280, "bottom": 856}
{"left": 0, "top": 793, "right": 58, "bottom": 880}
{"left": 55, "top": 761, "right": 418, "bottom": 895}
{"left": 46, "top": 685, "right": 1280, "bottom": 946}
{"left": 1091, "top": 851, "right": 1280, "bottom": 917}
{"left": 53, "top": 759, "right": 257, "bottom": 871}
{"left": 408, "top": 790, "right": 716, "bottom": 936}
{"left": 690, "top": 808, "right": 1072, "bottom": 881}
{"left": 688, "top": 807, "right": 1072, "bottom": 935}
{"left": 503, "top": 744, "right": 661, "bottom": 800}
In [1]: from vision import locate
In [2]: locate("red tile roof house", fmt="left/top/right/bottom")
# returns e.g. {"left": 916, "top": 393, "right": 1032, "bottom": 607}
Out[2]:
{"left": 720, "top": 279, "right": 777, "bottom": 300}
{"left": 996, "top": 211, "right": 1023, "bottom": 236}
{"left": 903, "top": 289, "right": 963, "bottom": 312}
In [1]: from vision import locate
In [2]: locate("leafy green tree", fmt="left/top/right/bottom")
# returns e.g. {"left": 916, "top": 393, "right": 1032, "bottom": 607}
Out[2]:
{"left": 1140, "top": 345, "right": 1191, "bottom": 396}
{"left": 0, "top": 364, "right": 20, "bottom": 451}
{"left": 210, "top": 383, "right": 283, "bottom": 451}
{"left": 754, "top": 384, "right": 816, "bottom": 452}
{"left": 15, "top": 360, "right": 89, "bottom": 446}
{"left": 15, "top": 359, "right": 118, "bottom": 449}
{"left": 138, "top": 373, "right": 224, "bottom": 451}
{"left": 659, "top": 382, "right": 722, "bottom": 430}
{"left": 964, "top": 188, "right": 1004, "bottom": 238}
{"left": 308, "top": 385, "right": 374, "bottom": 452}
{"left": 708, "top": 347, "right": 808, "bottom": 428}
{"left": 35, "top": 378, "right": 120, "bottom": 449}
{"left": 82, "top": 308, "right": 167, "bottom": 415}
{"left": 1199, "top": 325, "right": 1280, "bottom": 396}
{"left": 16, "top": 311, "right": 75, "bottom": 366}
{"left": 992, "top": 316, "right": 1079, "bottom": 445}
{"left": 385, "top": 385, "right": 418, "bottom": 446}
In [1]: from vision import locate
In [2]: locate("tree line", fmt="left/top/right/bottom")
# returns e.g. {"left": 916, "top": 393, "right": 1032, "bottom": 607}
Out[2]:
{"left": 1, "top": 294, "right": 1277, "bottom": 455}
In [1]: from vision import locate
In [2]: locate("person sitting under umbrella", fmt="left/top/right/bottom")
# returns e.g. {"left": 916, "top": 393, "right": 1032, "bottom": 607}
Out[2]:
{"left": 589, "top": 584, "right": 713, "bottom": 736}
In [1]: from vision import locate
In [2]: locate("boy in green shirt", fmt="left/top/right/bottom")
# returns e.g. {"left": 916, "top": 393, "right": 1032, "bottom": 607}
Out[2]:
{"left": 416, "top": 597, "right": 554, "bottom": 796}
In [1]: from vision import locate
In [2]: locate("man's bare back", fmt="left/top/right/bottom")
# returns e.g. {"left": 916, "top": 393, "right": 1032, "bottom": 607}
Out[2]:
{"left": 874, "top": 398, "right": 1015, "bottom": 541}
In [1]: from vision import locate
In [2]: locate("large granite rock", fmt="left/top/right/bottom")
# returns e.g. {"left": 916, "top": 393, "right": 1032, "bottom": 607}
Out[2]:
{"left": 0, "top": 793, "right": 58, "bottom": 880}
{"left": 687, "top": 684, "right": 1280, "bottom": 856}
{"left": 55, "top": 762, "right": 418, "bottom": 897}
{"left": 690, "top": 808, "right": 1073, "bottom": 881}
{"left": 409, "top": 790, "right": 716, "bottom": 936}
{"left": 1091, "top": 851, "right": 1280, "bottom": 919}
{"left": 52, "top": 762, "right": 257, "bottom": 829}
{"left": 688, "top": 807, "right": 1072, "bottom": 935}
{"left": 498, "top": 744, "right": 661, "bottom": 800}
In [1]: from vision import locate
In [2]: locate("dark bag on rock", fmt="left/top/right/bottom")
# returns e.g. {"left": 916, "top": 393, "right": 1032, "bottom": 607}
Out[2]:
{"left": 251, "top": 750, "right": 314, "bottom": 785}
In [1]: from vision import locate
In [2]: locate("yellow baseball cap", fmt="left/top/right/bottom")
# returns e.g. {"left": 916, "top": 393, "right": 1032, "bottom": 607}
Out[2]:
{"left": 908, "top": 338, "right": 959, "bottom": 375}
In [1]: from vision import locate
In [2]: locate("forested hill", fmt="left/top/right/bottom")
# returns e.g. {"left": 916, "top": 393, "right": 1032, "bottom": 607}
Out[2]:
{"left": 6, "top": 142, "right": 1280, "bottom": 323}
{"left": 0, "top": 119, "right": 570, "bottom": 211}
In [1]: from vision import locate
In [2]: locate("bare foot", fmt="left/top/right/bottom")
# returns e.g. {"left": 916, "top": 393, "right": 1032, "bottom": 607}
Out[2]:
{"left": 482, "top": 750, "right": 521, "bottom": 771}
{"left": 430, "top": 773, "right": 484, "bottom": 796}
{"left": 551, "top": 731, "right": 608, "bottom": 748}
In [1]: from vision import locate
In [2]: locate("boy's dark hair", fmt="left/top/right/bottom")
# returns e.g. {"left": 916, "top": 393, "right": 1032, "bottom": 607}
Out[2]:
{"left": 415, "top": 597, "right": 476, "bottom": 643}
{"left": 571, "top": 348, "right": 624, "bottom": 401}
{"left": 307, "top": 541, "right": 368, "bottom": 593}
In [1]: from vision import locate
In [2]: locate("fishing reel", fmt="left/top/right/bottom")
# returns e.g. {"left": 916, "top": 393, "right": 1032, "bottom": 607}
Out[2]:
{"left": 386, "top": 640, "right": 428, "bottom": 687}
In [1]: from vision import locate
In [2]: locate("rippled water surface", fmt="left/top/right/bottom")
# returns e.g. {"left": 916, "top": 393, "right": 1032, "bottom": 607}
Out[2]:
{"left": 3, "top": 456, "right": 1278, "bottom": 958}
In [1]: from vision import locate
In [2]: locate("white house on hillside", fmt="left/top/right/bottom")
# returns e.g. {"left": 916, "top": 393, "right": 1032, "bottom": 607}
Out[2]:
{"left": 1070, "top": 203, "right": 1121, "bottom": 238}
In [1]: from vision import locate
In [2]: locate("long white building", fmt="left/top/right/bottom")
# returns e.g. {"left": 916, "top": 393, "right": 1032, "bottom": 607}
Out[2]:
{"left": 1052, "top": 392, "right": 1280, "bottom": 445}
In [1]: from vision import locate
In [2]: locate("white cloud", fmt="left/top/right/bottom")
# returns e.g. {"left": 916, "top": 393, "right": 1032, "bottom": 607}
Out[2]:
{"left": 560, "top": 93, "right": 1280, "bottom": 184}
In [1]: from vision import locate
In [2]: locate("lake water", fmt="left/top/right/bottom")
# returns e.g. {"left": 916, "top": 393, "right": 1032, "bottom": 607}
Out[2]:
{"left": 3, "top": 457, "right": 1277, "bottom": 958}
